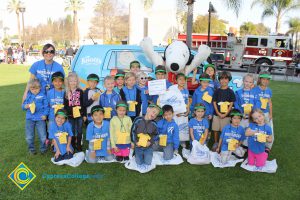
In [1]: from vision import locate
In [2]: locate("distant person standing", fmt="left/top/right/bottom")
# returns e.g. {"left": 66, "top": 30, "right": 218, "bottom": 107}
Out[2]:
{"left": 65, "top": 46, "right": 74, "bottom": 57}
{"left": 7, "top": 46, "right": 13, "bottom": 64}
{"left": 22, "top": 43, "right": 65, "bottom": 102}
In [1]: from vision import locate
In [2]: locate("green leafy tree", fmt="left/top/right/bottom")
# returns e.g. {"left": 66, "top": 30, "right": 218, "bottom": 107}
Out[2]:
{"left": 7, "top": 0, "right": 21, "bottom": 42}
{"left": 240, "top": 22, "right": 270, "bottom": 36}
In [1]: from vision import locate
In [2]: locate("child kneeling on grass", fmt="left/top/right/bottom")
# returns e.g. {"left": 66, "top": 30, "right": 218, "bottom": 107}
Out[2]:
{"left": 86, "top": 105, "right": 114, "bottom": 163}
{"left": 131, "top": 104, "right": 161, "bottom": 168}
{"left": 245, "top": 109, "right": 272, "bottom": 168}
{"left": 216, "top": 109, "right": 246, "bottom": 164}
{"left": 49, "top": 109, "right": 74, "bottom": 162}
{"left": 155, "top": 105, "right": 179, "bottom": 160}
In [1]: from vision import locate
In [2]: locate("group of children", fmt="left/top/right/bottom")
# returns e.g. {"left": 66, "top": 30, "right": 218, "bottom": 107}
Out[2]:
{"left": 23, "top": 60, "right": 274, "bottom": 169}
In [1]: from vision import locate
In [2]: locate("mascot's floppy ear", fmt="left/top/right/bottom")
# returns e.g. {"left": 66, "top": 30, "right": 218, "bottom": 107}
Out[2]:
{"left": 184, "top": 45, "right": 211, "bottom": 76}
{"left": 140, "top": 37, "right": 164, "bottom": 67}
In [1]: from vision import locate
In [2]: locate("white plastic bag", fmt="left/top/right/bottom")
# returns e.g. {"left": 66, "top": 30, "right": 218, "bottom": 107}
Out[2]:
{"left": 51, "top": 152, "right": 85, "bottom": 167}
{"left": 174, "top": 115, "right": 189, "bottom": 141}
{"left": 182, "top": 140, "right": 210, "bottom": 165}
{"left": 210, "top": 152, "right": 244, "bottom": 168}
{"left": 152, "top": 151, "right": 184, "bottom": 165}
{"left": 84, "top": 150, "right": 117, "bottom": 163}
{"left": 124, "top": 156, "right": 156, "bottom": 173}
{"left": 241, "top": 159, "right": 278, "bottom": 173}
{"left": 158, "top": 85, "right": 186, "bottom": 114}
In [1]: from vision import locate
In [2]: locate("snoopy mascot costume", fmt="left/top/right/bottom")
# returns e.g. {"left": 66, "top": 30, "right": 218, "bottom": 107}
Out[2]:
{"left": 140, "top": 37, "right": 211, "bottom": 83}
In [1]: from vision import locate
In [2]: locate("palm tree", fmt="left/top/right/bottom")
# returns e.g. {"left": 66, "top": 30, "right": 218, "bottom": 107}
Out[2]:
{"left": 224, "top": 0, "right": 243, "bottom": 17}
{"left": 65, "top": 0, "right": 84, "bottom": 44}
{"left": 286, "top": 17, "right": 300, "bottom": 51}
{"left": 251, "top": 0, "right": 300, "bottom": 33}
{"left": 7, "top": 0, "right": 21, "bottom": 42}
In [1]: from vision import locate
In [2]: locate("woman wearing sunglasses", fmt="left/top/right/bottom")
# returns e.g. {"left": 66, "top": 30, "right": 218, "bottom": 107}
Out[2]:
{"left": 22, "top": 43, "right": 65, "bottom": 102}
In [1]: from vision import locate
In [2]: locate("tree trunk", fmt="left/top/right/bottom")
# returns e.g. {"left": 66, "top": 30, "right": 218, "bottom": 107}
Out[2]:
{"left": 16, "top": 12, "right": 21, "bottom": 42}
{"left": 186, "top": 2, "right": 194, "bottom": 48}
{"left": 296, "top": 32, "right": 298, "bottom": 51}
{"left": 73, "top": 10, "right": 79, "bottom": 44}
{"left": 275, "top": 13, "right": 281, "bottom": 33}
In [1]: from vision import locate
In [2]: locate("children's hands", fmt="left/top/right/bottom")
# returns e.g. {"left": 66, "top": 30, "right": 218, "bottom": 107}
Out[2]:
{"left": 269, "top": 114, "right": 272, "bottom": 121}
{"left": 66, "top": 146, "right": 73, "bottom": 154}
{"left": 144, "top": 90, "right": 149, "bottom": 94}
{"left": 146, "top": 141, "right": 151, "bottom": 147}
{"left": 55, "top": 150, "right": 61, "bottom": 159}
{"left": 266, "top": 135, "right": 272, "bottom": 143}
{"left": 193, "top": 68, "right": 197, "bottom": 74}
{"left": 208, "top": 115, "right": 212, "bottom": 120}
{"left": 216, "top": 147, "right": 220, "bottom": 153}
{"left": 25, "top": 104, "right": 30, "bottom": 109}
{"left": 131, "top": 143, "right": 134, "bottom": 149}
{"left": 83, "top": 116, "right": 87, "bottom": 122}
{"left": 41, "top": 116, "right": 47, "bottom": 120}
{"left": 113, "top": 147, "right": 119, "bottom": 153}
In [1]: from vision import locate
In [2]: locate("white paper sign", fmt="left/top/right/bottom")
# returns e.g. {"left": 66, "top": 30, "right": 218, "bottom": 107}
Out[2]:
{"left": 148, "top": 79, "right": 166, "bottom": 96}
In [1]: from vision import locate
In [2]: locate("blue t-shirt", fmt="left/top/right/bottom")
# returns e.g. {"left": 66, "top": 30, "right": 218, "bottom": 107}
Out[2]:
{"left": 49, "top": 121, "right": 74, "bottom": 155}
{"left": 86, "top": 121, "right": 110, "bottom": 157}
{"left": 99, "top": 90, "right": 120, "bottom": 119}
{"left": 220, "top": 124, "right": 245, "bottom": 151}
{"left": 47, "top": 88, "right": 65, "bottom": 120}
{"left": 191, "top": 86, "right": 214, "bottom": 116}
{"left": 157, "top": 119, "right": 180, "bottom": 150}
{"left": 252, "top": 86, "right": 272, "bottom": 113}
{"left": 22, "top": 91, "right": 49, "bottom": 121}
{"left": 234, "top": 88, "right": 255, "bottom": 114}
{"left": 122, "top": 86, "right": 138, "bottom": 117}
{"left": 208, "top": 79, "right": 220, "bottom": 91}
{"left": 136, "top": 85, "right": 149, "bottom": 115}
{"left": 29, "top": 60, "right": 64, "bottom": 93}
{"left": 188, "top": 118, "right": 209, "bottom": 142}
{"left": 247, "top": 123, "right": 272, "bottom": 154}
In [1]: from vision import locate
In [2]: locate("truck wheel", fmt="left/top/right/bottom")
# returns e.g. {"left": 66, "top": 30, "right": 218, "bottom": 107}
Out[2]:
{"left": 255, "top": 59, "right": 272, "bottom": 73}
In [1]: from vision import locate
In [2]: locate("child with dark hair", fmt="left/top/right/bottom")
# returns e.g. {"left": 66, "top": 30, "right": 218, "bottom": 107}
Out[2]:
{"left": 212, "top": 71, "right": 236, "bottom": 151}
{"left": 188, "top": 103, "right": 209, "bottom": 149}
{"left": 86, "top": 105, "right": 114, "bottom": 163}
{"left": 49, "top": 109, "right": 74, "bottom": 162}
{"left": 110, "top": 101, "right": 133, "bottom": 161}
{"left": 131, "top": 104, "right": 161, "bottom": 168}
{"left": 83, "top": 73, "right": 101, "bottom": 123}
{"left": 216, "top": 109, "right": 246, "bottom": 164}
{"left": 114, "top": 70, "right": 125, "bottom": 94}
{"left": 155, "top": 105, "right": 179, "bottom": 160}
{"left": 192, "top": 64, "right": 220, "bottom": 91}
{"left": 130, "top": 60, "right": 141, "bottom": 73}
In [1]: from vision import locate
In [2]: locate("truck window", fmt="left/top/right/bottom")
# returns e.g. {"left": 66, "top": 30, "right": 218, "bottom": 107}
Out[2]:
{"left": 107, "top": 50, "right": 156, "bottom": 72}
{"left": 275, "top": 39, "right": 287, "bottom": 48}
{"left": 247, "top": 38, "right": 258, "bottom": 46}
{"left": 289, "top": 39, "right": 293, "bottom": 50}
{"left": 260, "top": 38, "right": 268, "bottom": 47}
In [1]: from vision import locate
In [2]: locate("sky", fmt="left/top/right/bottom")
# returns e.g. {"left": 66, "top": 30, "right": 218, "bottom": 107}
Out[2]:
{"left": 0, "top": 0, "right": 299, "bottom": 37}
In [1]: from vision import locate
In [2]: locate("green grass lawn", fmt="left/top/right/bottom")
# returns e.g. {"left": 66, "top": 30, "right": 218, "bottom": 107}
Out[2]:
{"left": 0, "top": 64, "right": 299, "bottom": 199}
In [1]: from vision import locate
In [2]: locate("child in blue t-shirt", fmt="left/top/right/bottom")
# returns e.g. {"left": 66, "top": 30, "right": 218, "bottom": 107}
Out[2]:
{"left": 188, "top": 103, "right": 209, "bottom": 150}
{"left": 120, "top": 72, "right": 142, "bottom": 121}
{"left": 49, "top": 109, "right": 74, "bottom": 162}
{"left": 245, "top": 109, "right": 273, "bottom": 168}
{"left": 192, "top": 64, "right": 220, "bottom": 91}
{"left": 22, "top": 79, "right": 49, "bottom": 155}
{"left": 252, "top": 71, "right": 273, "bottom": 151}
{"left": 83, "top": 73, "right": 101, "bottom": 123}
{"left": 136, "top": 71, "right": 150, "bottom": 116}
{"left": 114, "top": 70, "right": 125, "bottom": 94}
{"left": 216, "top": 109, "right": 246, "bottom": 164}
{"left": 47, "top": 72, "right": 65, "bottom": 129}
{"left": 86, "top": 105, "right": 114, "bottom": 163}
{"left": 156, "top": 105, "right": 179, "bottom": 160}
{"left": 191, "top": 73, "right": 214, "bottom": 119}
{"left": 99, "top": 76, "right": 121, "bottom": 121}
{"left": 234, "top": 73, "right": 255, "bottom": 128}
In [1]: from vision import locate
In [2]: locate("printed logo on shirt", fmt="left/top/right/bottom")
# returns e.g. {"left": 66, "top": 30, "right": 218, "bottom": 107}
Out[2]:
{"left": 167, "top": 127, "right": 174, "bottom": 134}
{"left": 224, "top": 132, "right": 242, "bottom": 139}
{"left": 35, "top": 95, "right": 44, "bottom": 99}
{"left": 36, "top": 69, "right": 53, "bottom": 81}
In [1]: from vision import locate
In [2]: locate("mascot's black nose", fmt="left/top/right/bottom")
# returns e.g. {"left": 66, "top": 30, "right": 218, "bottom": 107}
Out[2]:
{"left": 170, "top": 63, "right": 179, "bottom": 71}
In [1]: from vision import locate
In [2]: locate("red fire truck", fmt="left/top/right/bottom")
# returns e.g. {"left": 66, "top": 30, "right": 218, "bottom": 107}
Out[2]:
{"left": 178, "top": 33, "right": 294, "bottom": 72}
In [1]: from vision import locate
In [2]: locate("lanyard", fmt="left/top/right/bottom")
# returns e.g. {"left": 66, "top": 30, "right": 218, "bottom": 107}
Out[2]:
{"left": 44, "top": 61, "right": 54, "bottom": 85}
{"left": 117, "top": 116, "right": 126, "bottom": 133}
{"left": 104, "top": 92, "right": 114, "bottom": 106}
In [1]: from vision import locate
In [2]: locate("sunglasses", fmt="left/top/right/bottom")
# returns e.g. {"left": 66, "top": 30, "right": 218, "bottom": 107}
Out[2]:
{"left": 43, "top": 50, "right": 55, "bottom": 54}
{"left": 140, "top": 77, "right": 148, "bottom": 80}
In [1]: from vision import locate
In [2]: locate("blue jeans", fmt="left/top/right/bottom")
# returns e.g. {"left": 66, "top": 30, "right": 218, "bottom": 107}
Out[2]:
{"left": 163, "top": 143, "right": 174, "bottom": 160}
{"left": 135, "top": 146, "right": 153, "bottom": 165}
{"left": 25, "top": 120, "right": 47, "bottom": 152}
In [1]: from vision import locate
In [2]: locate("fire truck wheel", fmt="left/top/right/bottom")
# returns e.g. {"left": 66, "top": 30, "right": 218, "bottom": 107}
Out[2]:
{"left": 255, "top": 58, "right": 272, "bottom": 73}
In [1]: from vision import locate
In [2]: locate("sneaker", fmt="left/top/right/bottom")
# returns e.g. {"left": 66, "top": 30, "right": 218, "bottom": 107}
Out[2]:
{"left": 124, "top": 156, "right": 129, "bottom": 161}
{"left": 212, "top": 143, "right": 218, "bottom": 152}
{"left": 40, "top": 150, "right": 47, "bottom": 155}
{"left": 265, "top": 148, "right": 270, "bottom": 154}
{"left": 116, "top": 156, "right": 123, "bottom": 162}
